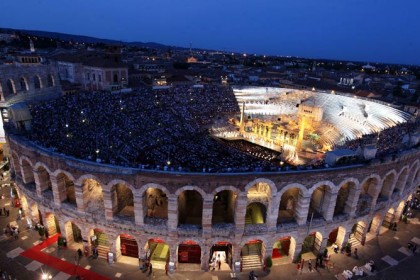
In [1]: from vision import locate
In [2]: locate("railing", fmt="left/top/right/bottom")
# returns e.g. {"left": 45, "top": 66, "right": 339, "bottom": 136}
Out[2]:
{"left": 143, "top": 217, "right": 168, "bottom": 235}
{"left": 276, "top": 221, "right": 299, "bottom": 232}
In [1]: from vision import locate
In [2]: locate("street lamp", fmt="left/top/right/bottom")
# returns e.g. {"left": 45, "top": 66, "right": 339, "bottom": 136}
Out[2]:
{"left": 41, "top": 272, "right": 52, "bottom": 280}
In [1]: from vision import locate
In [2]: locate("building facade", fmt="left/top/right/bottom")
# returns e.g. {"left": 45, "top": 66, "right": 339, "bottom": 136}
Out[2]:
{"left": 7, "top": 132, "right": 419, "bottom": 271}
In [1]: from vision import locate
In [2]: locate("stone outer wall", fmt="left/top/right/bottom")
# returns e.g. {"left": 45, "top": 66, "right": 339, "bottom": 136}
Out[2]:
{"left": 8, "top": 133, "right": 420, "bottom": 271}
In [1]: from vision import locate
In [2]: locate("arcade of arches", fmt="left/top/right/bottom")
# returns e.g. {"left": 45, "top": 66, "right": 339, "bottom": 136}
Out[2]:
{"left": 9, "top": 149, "right": 419, "bottom": 271}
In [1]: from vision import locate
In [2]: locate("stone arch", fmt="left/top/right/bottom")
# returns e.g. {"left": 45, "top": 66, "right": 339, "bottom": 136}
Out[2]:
{"left": 116, "top": 233, "right": 139, "bottom": 259}
{"left": 57, "top": 172, "right": 77, "bottom": 205}
{"left": 20, "top": 157, "right": 34, "bottom": 184}
{"left": 244, "top": 178, "right": 277, "bottom": 194}
{"left": 44, "top": 212, "right": 61, "bottom": 236}
{"left": 271, "top": 236, "right": 296, "bottom": 261}
{"left": 277, "top": 185, "right": 305, "bottom": 225}
{"left": 62, "top": 220, "right": 83, "bottom": 244}
{"left": 19, "top": 76, "right": 28, "bottom": 91}
{"left": 139, "top": 183, "right": 171, "bottom": 198}
{"left": 105, "top": 179, "right": 135, "bottom": 194}
{"left": 143, "top": 184, "right": 169, "bottom": 222}
{"left": 110, "top": 181, "right": 134, "bottom": 219}
{"left": 307, "top": 181, "right": 336, "bottom": 221}
{"left": 75, "top": 174, "right": 103, "bottom": 187}
{"left": 379, "top": 170, "right": 397, "bottom": 200}
{"left": 356, "top": 175, "right": 381, "bottom": 216}
{"left": 175, "top": 185, "right": 207, "bottom": 198}
{"left": 327, "top": 226, "right": 346, "bottom": 248}
{"left": 407, "top": 160, "right": 419, "bottom": 190}
{"left": 47, "top": 74, "right": 55, "bottom": 87}
{"left": 301, "top": 231, "right": 323, "bottom": 255}
{"left": 34, "top": 164, "right": 52, "bottom": 194}
{"left": 212, "top": 187, "right": 237, "bottom": 224}
{"left": 395, "top": 166, "right": 409, "bottom": 194}
{"left": 34, "top": 75, "right": 42, "bottom": 89}
{"left": 178, "top": 188, "right": 203, "bottom": 226}
{"left": 334, "top": 179, "right": 358, "bottom": 217}
{"left": 81, "top": 178, "right": 104, "bottom": 218}
{"left": 7, "top": 79, "right": 16, "bottom": 94}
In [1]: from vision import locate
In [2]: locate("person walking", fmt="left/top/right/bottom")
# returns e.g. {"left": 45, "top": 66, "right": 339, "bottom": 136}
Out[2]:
{"left": 308, "top": 259, "right": 312, "bottom": 272}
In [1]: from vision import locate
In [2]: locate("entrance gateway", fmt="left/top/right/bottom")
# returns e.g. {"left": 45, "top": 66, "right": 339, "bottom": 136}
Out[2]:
{"left": 209, "top": 242, "right": 232, "bottom": 270}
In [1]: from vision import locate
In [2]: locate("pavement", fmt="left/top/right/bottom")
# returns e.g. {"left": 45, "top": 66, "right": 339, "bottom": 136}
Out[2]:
{"left": 1, "top": 181, "right": 420, "bottom": 280}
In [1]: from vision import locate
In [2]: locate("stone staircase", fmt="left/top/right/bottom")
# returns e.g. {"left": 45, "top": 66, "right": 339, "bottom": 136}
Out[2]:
{"left": 245, "top": 216, "right": 252, "bottom": 224}
{"left": 348, "top": 233, "right": 361, "bottom": 248}
{"left": 242, "top": 244, "right": 262, "bottom": 270}
{"left": 96, "top": 232, "right": 109, "bottom": 260}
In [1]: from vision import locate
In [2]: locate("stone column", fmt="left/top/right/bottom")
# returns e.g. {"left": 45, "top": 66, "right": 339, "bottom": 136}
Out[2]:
{"left": 59, "top": 220, "right": 74, "bottom": 245}
{"left": 323, "top": 190, "right": 338, "bottom": 221}
{"left": 74, "top": 183, "right": 85, "bottom": 214}
{"left": 266, "top": 193, "right": 279, "bottom": 232}
{"left": 169, "top": 243, "right": 178, "bottom": 270}
{"left": 370, "top": 216, "right": 383, "bottom": 236}
{"left": 202, "top": 195, "right": 213, "bottom": 238}
{"left": 234, "top": 193, "right": 247, "bottom": 237}
{"left": 20, "top": 164, "right": 34, "bottom": 185}
{"left": 102, "top": 190, "right": 113, "bottom": 221}
{"left": 134, "top": 195, "right": 143, "bottom": 226}
{"left": 319, "top": 237, "right": 329, "bottom": 254}
{"left": 33, "top": 169, "right": 43, "bottom": 198}
{"left": 346, "top": 188, "right": 361, "bottom": 218}
{"left": 167, "top": 195, "right": 178, "bottom": 232}
{"left": 295, "top": 194, "right": 310, "bottom": 226}
{"left": 50, "top": 174, "right": 64, "bottom": 208}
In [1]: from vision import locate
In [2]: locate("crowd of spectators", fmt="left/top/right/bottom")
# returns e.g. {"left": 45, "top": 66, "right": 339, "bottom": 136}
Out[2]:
{"left": 28, "top": 85, "right": 280, "bottom": 172}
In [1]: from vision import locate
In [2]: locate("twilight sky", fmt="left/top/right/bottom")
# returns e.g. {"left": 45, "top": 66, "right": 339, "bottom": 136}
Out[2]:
{"left": 1, "top": 0, "right": 419, "bottom": 65}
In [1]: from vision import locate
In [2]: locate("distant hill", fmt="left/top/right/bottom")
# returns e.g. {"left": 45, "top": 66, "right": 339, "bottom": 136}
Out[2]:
{"left": 0, "top": 27, "right": 175, "bottom": 49}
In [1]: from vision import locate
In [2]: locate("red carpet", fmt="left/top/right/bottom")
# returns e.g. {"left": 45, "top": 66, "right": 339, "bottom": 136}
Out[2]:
{"left": 20, "top": 234, "right": 110, "bottom": 280}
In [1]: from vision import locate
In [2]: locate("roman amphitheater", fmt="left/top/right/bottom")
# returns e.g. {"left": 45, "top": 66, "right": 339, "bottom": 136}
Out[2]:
{"left": 4, "top": 83, "right": 420, "bottom": 272}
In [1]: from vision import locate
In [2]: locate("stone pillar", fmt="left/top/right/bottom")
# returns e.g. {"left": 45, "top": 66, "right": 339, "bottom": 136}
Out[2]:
{"left": 103, "top": 190, "right": 113, "bottom": 221}
{"left": 33, "top": 169, "right": 43, "bottom": 198}
{"left": 319, "top": 237, "right": 329, "bottom": 254}
{"left": 266, "top": 193, "right": 279, "bottom": 232}
{"left": 234, "top": 193, "right": 247, "bottom": 237}
{"left": 74, "top": 183, "right": 85, "bottom": 214}
{"left": 134, "top": 195, "right": 143, "bottom": 226}
{"left": 346, "top": 188, "right": 360, "bottom": 218}
{"left": 292, "top": 241, "right": 303, "bottom": 262}
{"left": 167, "top": 195, "right": 178, "bottom": 232}
{"left": 295, "top": 194, "right": 310, "bottom": 226}
{"left": 30, "top": 204, "right": 40, "bottom": 224}
{"left": 169, "top": 243, "right": 178, "bottom": 270}
{"left": 50, "top": 174, "right": 64, "bottom": 207}
{"left": 201, "top": 245, "right": 210, "bottom": 271}
{"left": 202, "top": 196, "right": 213, "bottom": 238}
{"left": 20, "top": 164, "right": 34, "bottom": 185}
{"left": 81, "top": 228, "right": 92, "bottom": 254}
{"left": 323, "top": 190, "right": 338, "bottom": 221}
{"left": 370, "top": 216, "right": 383, "bottom": 236}
{"left": 232, "top": 243, "right": 241, "bottom": 265}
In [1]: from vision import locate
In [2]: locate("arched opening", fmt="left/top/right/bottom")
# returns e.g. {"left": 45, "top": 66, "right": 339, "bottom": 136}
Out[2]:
{"left": 350, "top": 221, "right": 366, "bottom": 246}
{"left": 379, "top": 173, "right": 396, "bottom": 200}
{"left": 395, "top": 168, "right": 408, "bottom": 194}
{"left": 36, "top": 166, "right": 52, "bottom": 196}
{"left": 178, "top": 240, "right": 201, "bottom": 268}
{"left": 34, "top": 75, "right": 42, "bottom": 89}
{"left": 63, "top": 221, "right": 82, "bottom": 245}
{"left": 382, "top": 208, "right": 395, "bottom": 231}
{"left": 212, "top": 190, "right": 235, "bottom": 225}
{"left": 83, "top": 179, "right": 104, "bottom": 218}
{"left": 209, "top": 242, "right": 233, "bottom": 270}
{"left": 301, "top": 232, "right": 323, "bottom": 257}
{"left": 328, "top": 226, "right": 346, "bottom": 250}
{"left": 90, "top": 229, "right": 109, "bottom": 260}
{"left": 47, "top": 74, "right": 55, "bottom": 87}
{"left": 117, "top": 234, "right": 138, "bottom": 259}
{"left": 178, "top": 190, "right": 203, "bottom": 227}
{"left": 272, "top": 236, "right": 295, "bottom": 263}
{"left": 278, "top": 187, "right": 300, "bottom": 225}
{"left": 29, "top": 203, "right": 40, "bottom": 224}
{"left": 146, "top": 238, "right": 170, "bottom": 270}
{"left": 144, "top": 187, "right": 168, "bottom": 224}
{"left": 19, "top": 77, "right": 28, "bottom": 91}
{"left": 241, "top": 240, "right": 263, "bottom": 269}
{"left": 334, "top": 181, "right": 356, "bottom": 217}
{"left": 356, "top": 177, "right": 379, "bottom": 216}
{"left": 308, "top": 185, "right": 329, "bottom": 221}
{"left": 245, "top": 202, "right": 266, "bottom": 224}
{"left": 56, "top": 173, "right": 76, "bottom": 206}
{"left": 21, "top": 159, "right": 34, "bottom": 185}
{"left": 7, "top": 79, "right": 16, "bottom": 94}
{"left": 45, "top": 213, "right": 60, "bottom": 236}
{"left": 111, "top": 183, "right": 134, "bottom": 220}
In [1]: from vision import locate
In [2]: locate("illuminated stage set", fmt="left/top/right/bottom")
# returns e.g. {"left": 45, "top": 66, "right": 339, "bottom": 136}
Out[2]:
{"left": 212, "top": 87, "right": 410, "bottom": 165}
